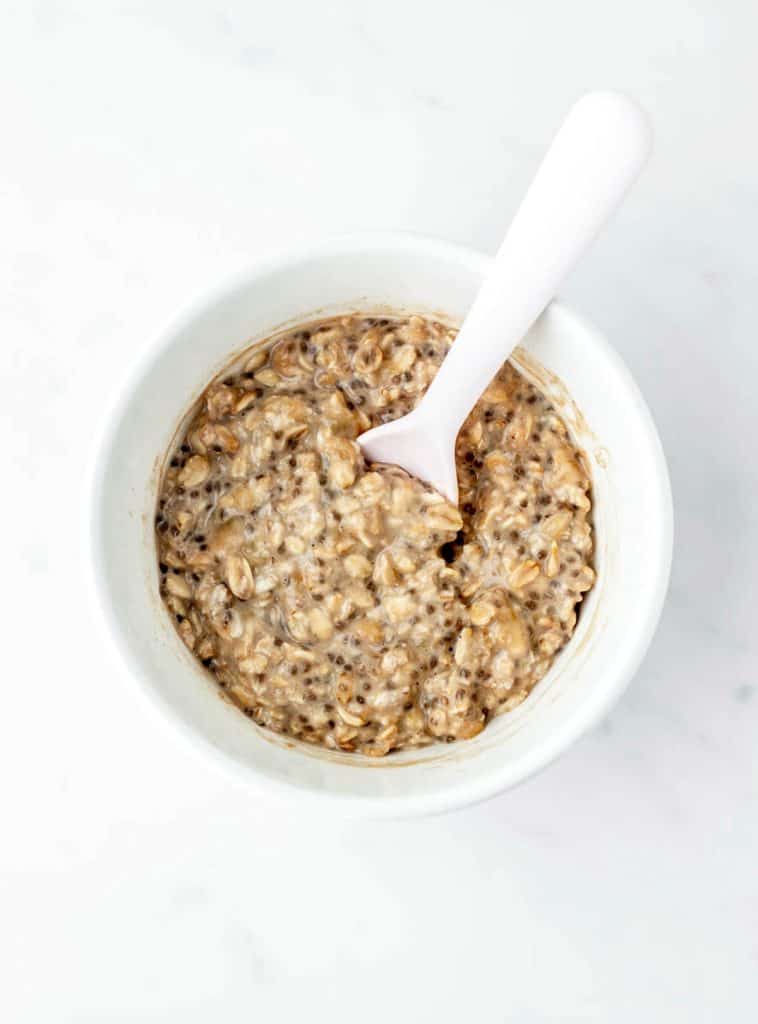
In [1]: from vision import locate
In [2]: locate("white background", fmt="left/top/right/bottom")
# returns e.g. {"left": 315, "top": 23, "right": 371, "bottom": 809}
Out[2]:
{"left": 2, "top": 2, "right": 757, "bottom": 1021}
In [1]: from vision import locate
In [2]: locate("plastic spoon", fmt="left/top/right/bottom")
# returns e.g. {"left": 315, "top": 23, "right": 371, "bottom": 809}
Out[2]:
{"left": 358, "top": 91, "right": 651, "bottom": 503}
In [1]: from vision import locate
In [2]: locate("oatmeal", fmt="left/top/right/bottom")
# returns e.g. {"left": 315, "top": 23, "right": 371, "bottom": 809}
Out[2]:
{"left": 156, "top": 315, "right": 595, "bottom": 755}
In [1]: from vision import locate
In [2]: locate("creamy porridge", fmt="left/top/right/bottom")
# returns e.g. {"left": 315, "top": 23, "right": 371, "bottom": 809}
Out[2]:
{"left": 155, "top": 315, "right": 595, "bottom": 756}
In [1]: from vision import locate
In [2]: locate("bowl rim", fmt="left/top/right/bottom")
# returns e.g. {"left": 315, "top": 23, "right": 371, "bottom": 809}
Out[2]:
{"left": 84, "top": 231, "right": 674, "bottom": 818}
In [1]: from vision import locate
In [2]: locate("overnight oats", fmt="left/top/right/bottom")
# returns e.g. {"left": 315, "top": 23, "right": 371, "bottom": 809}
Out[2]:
{"left": 155, "top": 315, "right": 595, "bottom": 756}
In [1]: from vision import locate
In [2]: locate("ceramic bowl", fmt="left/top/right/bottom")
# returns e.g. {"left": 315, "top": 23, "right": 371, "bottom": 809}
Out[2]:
{"left": 87, "top": 233, "right": 673, "bottom": 817}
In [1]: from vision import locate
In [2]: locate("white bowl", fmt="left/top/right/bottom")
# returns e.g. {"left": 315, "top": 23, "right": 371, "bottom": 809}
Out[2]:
{"left": 87, "top": 233, "right": 673, "bottom": 817}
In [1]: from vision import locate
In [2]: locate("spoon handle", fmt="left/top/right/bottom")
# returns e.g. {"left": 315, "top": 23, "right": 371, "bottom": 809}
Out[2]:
{"left": 420, "top": 91, "right": 652, "bottom": 439}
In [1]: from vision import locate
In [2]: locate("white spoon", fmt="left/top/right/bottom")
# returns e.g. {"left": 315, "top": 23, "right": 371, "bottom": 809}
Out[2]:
{"left": 358, "top": 91, "right": 652, "bottom": 504}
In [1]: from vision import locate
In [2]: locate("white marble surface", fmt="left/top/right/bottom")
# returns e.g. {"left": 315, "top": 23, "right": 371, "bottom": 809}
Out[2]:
{"left": 2, "top": 2, "right": 757, "bottom": 1020}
